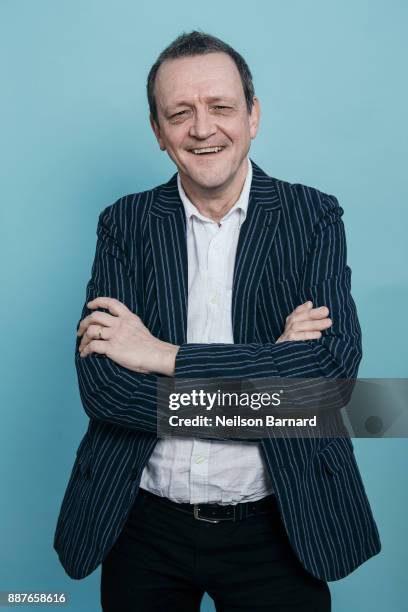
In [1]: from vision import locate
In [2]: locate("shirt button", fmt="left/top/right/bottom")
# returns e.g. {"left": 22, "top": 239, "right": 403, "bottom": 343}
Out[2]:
{"left": 195, "top": 456, "right": 206, "bottom": 464}
{"left": 210, "top": 296, "right": 217, "bottom": 305}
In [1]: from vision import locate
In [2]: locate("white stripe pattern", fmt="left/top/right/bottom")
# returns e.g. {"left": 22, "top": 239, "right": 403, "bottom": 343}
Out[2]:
{"left": 53, "top": 161, "right": 381, "bottom": 581}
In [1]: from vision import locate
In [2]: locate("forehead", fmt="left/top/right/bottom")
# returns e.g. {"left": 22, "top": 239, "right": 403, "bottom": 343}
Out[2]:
{"left": 154, "top": 52, "right": 244, "bottom": 107}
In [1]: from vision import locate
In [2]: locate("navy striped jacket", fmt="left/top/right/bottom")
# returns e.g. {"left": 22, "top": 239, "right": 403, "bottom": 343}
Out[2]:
{"left": 53, "top": 160, "right": 381, "bottom": 581}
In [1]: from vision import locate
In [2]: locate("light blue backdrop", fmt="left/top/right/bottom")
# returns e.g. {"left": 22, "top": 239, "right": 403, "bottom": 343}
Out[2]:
{"left": 1, "top": 1, "right": 407, "bottom": 610}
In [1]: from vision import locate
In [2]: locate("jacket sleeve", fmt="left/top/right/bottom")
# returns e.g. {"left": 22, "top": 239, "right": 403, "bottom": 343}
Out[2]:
{"left": 75, "top": 203, "right": 160, "bottom": 433}
{"left": 175, "top": 195, "right": 362, "bottom": 381}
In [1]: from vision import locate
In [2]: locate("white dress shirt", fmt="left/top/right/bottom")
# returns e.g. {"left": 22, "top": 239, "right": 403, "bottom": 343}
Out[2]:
{"left": 140, "top": 158, "right": 273, "bottom": 504}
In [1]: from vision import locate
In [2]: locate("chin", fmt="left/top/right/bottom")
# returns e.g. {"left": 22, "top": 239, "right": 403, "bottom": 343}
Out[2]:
{"left": 186, "top": 164, "right": 235, "bottom": 191}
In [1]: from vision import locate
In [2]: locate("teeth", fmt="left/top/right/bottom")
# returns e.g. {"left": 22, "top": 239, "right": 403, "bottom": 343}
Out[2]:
{"left": 191, "top": 146, "right": 223, "bottom": 155}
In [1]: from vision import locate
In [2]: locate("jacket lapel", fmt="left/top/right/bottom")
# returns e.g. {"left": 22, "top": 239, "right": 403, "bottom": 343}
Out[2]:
{"left": 232, "top": 161, "right": 281, "bottom": 343}
{"left": 149, "top": 175, "right": 188, "bottom": 345}
{"left": 148, "top": 161, "right": 282, "bottom": 346}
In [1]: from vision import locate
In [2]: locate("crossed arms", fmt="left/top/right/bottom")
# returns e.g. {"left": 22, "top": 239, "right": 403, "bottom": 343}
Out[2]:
{"left": 75, "top": 194, "right": 362, "bottom": 433}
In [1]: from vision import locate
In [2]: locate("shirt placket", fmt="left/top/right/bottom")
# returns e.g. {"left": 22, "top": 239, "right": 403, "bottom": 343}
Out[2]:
{"left": 206, "top": 222, "right": 228, "bottom": 342}
{"left": 190, "top": 220, "right": 224, "bottom": 503}
{"left": 189, "top": 439, "right": 212, "bottom": 503}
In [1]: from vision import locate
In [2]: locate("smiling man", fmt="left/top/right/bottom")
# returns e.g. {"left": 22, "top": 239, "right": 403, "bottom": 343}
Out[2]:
{"left": 150, "top": 50, "right": 259, "bottom": 223}
{"left": 53, "top": 31, "right": 381, "bottom": 612}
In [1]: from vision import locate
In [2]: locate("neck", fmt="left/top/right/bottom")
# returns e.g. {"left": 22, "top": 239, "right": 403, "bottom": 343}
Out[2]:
{"left": 180, "top": 158, "right": 249, "bottom": 224}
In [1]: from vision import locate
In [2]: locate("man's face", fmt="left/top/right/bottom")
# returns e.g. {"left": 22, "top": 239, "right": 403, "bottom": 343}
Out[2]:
{"left": 151, "top": 52, "right": 260, "bottom": 192}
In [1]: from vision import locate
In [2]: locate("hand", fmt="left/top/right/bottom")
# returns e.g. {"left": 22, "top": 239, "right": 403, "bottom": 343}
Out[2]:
{"left": 77, "top": 297, "right": 179, "bottom": 376}
{"left": 276, "top": 301, "right": 332, "bottom": 343}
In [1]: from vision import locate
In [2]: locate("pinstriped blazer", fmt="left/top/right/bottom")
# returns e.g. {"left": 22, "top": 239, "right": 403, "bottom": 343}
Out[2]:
{"left": 53, "top": 160, "right": 381, "bottom": 581}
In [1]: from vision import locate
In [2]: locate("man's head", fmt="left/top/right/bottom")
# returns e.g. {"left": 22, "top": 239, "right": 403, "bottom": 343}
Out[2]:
{"left": 147, "top": 31, "right": 260, "bottom": 196}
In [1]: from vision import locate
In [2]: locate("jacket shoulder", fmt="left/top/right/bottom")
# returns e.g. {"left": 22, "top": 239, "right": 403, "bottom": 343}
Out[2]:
{"left": 98, "top": 184, "right": 162, "bottom": 229}
{"left": 251, "top": 161, "right": 342, "bottom": 218}
{"left": 276, "top": 177, "right": 341, "bottom": 217}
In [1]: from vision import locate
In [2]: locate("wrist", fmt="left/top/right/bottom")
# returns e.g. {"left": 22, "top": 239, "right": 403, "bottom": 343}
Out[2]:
{"left": 158, "top": 342, "right": 179, "bottom": 376}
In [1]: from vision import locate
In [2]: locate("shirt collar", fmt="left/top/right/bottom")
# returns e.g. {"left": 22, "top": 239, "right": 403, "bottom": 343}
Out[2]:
{"left": 177, "top": 158, "right": 252, "bottom": 224}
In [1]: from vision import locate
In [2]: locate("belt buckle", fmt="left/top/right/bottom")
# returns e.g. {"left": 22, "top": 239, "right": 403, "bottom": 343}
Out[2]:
{"left": 193, "top": 504, "right": 221, "bottom": 523}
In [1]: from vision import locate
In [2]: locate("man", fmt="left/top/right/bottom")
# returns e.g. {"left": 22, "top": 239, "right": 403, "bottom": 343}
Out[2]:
{"left": 54, "top": 31, "right": 381, "bottom": 611}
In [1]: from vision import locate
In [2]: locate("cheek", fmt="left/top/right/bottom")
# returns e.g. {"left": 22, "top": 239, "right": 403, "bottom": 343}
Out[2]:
{"left": 224, "top": 120, "right": 252, "bottom": 145}
{"left": 164, "top": 127, "right": 188, "bottom": 150}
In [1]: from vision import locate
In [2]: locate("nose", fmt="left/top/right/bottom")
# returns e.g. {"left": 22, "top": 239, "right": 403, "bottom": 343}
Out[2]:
{"left": 189, "top": 107, "right": 217, "bottom": 140}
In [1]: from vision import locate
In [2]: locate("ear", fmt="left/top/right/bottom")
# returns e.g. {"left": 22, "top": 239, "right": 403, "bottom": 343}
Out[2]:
{"left": 150, "top": 114, "right": 166, "bottom": 151}
{"left": 249, "top": 97, "right": 261, "bottom": 140}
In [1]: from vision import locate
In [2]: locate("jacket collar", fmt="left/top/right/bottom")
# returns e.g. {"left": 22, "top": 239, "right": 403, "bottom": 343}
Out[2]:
{"left": 150, "top": 159, "right": 281, "bottom": 218}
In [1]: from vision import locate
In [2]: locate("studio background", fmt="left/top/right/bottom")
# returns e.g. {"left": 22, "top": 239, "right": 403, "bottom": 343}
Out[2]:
{"left": 1, "top": 1, "right": 407, "bottom": 610}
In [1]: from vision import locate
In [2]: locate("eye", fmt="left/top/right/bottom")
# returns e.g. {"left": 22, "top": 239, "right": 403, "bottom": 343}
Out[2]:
{"left": 171, "top": 110, "right": 189, "bottom": 119}
{"left": 211, "top": 105, "right": 233, "bottom": 113}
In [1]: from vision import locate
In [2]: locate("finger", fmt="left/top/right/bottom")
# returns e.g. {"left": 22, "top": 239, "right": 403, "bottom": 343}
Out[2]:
{"left": 80, "top": 339, "right": 109, "bottom": 358}
{"left": 79, "top": 324, "right": 111, "bottom": 351}
{"left": 291, "top": 318, "right": 332, "bottom": 333}
{"left": 301, "top": 331, "right": 322, "bottom": 340}
{"left": 291, "top": 306, "right": 330, "bottom": 323}
{"left": 86, "top": 297, "right": 128, "bottom": 317}
{"left": 77, "top": 311, "right": 116, "bottom": 336}
{"left": 293, "top": 301, "right": 313, "bottom": 314}
{"left": 285, "top": 302, "right": 312, "bottom": 325}
{"left": 288, "top": 331, "right": 322, "bottom": 341}
{"left": 77, "top": 314, "right": 91, "bottom": 337}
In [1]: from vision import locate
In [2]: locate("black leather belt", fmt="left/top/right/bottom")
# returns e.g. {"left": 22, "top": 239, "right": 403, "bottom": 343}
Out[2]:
{"left": 138, "top": 488, "right": 276, "bottom": 524}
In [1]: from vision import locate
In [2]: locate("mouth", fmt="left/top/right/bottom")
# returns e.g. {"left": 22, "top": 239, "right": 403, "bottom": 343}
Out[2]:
{"left": 188, "top": 146, "right": 225, "bottom": 156}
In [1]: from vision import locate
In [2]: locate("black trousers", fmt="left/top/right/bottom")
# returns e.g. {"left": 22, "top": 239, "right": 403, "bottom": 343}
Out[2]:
{"left": 101, "top": 489, "right": 331, "bottom": 612}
